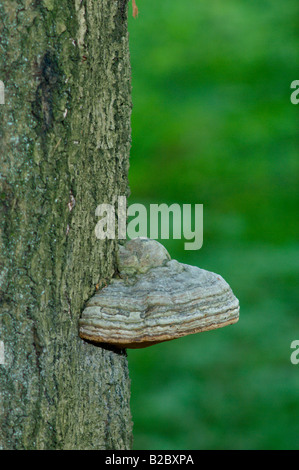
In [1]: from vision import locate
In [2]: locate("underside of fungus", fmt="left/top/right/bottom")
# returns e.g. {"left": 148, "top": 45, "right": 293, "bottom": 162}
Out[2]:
{"left": 79, "top": 238, "right": 239, "bottom": 349}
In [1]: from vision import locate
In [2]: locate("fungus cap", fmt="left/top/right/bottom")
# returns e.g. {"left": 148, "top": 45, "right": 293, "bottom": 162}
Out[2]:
{"left": 79, "top": 238, "right": 239, "bottom": 349}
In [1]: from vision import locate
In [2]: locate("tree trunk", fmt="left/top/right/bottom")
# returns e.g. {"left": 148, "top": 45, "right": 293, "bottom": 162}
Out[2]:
{"left": 0, "top": 0, "right": 132, "bottom": 450}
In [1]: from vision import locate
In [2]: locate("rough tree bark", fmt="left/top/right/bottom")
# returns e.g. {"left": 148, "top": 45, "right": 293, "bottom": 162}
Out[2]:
{"left": 0, "top": 0, "right": 132, "bottom": 449}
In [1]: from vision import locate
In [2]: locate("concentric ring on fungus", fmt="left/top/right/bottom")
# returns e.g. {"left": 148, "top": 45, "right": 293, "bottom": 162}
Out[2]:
{"left": 79, "top": 238, "right": 239, "bottom": 349}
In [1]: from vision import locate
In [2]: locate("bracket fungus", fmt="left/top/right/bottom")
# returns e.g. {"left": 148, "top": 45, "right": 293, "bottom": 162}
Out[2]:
{"left": 79, "top": 238, "right": 239, "bottom": 349}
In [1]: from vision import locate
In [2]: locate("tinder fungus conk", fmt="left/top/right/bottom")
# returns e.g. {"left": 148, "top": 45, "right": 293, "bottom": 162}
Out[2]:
{"left": 79, "top": 238, "right": 239, "bottom": 349}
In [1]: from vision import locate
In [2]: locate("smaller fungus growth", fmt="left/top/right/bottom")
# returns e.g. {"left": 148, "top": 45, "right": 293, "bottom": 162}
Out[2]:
{"left": 132, "top": 0, "right": 138, "bottom": 18}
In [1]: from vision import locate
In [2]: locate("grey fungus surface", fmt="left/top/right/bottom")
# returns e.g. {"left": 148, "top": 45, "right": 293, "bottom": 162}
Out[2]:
{"left": 79, "top": 238, "right": 240, "bottom": 349}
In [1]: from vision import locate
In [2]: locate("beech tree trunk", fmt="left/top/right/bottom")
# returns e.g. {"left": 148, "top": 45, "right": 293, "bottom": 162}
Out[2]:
{"left": 0, "top": 0, "right": 132, "bottom": 449}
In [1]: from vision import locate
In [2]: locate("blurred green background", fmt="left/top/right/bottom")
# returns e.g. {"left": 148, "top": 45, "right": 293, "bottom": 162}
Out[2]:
{"left": 127, "top": 0, "right": 299, "bottom": 450}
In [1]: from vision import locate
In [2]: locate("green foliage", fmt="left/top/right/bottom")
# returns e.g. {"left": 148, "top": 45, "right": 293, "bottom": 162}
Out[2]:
{"left": 127, "top": 0, "right": 299, "bottom": 449}
{"left": 128, "top": 0, "right": 298, "bottom": 243}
